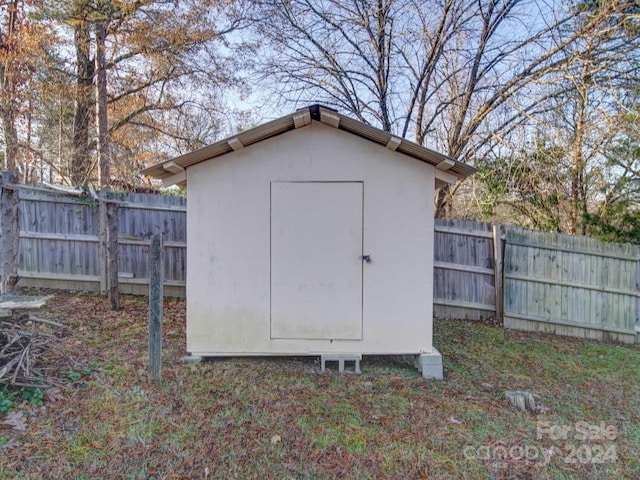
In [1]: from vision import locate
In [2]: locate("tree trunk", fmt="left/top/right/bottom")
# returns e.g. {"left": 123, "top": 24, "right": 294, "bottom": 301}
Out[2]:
{"left": 71, "top": 4, "right": 94, "bottom": 185}
{"left": 569, "top": 64, "right": 589, "bottom": 235}
{"left": 0, "top": 1, "right": 20, "bottom": 174}
{"left": 375, "top": 0, "right": 391, "bottom": 133}
{"left": 435, "top": 186, "right": 452, "bottom": 218}
{"left": 0, "top": 102, "right": 19, "bottom": 173}
{"left": 95, "top": 20, "right": 110, "bottom": 189}
{"left": 95, "top": 20, "right": 119, "bottom": 310}
{"left": 0, "top": 171, "right": 20, "bottom": 295}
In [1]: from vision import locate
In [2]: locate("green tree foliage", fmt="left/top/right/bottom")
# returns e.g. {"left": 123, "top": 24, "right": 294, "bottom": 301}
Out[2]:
{"left": 473, "top": 0, "right": 640, "bottom": 238}
{"left": 583, "top": 104, "right": 640, "bottom": 244}
{"left": 477, "top": 143, "right": 569, "bottom": 231}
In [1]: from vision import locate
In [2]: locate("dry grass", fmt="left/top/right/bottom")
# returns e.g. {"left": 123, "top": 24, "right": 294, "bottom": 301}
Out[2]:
{"left": 0, "top": 290, "right": 638, "bottom": 479}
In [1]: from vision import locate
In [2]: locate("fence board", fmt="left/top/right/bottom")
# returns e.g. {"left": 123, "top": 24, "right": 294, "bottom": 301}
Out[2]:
{"left": 636, "top": 259, "right": 640, "bottom": 341}
{"left": 504, "top": 228, "right": 639, "bottom": 344}
{"left": 433, "top": 219, "right": 498, "bottom": 320}
{"left": 10, "top": 187, "right": 640, "bottom": 344}
{"left": 17, "top": 189, "right": 186, "bottom": 297}
{"left": 116, "top": 191, "right": 186, "bottom": 285}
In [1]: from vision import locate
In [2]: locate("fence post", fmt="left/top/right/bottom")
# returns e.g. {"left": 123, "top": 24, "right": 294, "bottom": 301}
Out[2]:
{"left": 98, "top": 194, "right": 107, "bottom": 294}
{"left": 106, "top": 200, "right": 120, "bottom": 310}
{"left": 492, "top": 224, "right": 505, "bottom": 321}
{"left": 636, "top": 254, "right": 639, "bottom": 344}
{"left": 0, "top": 171, "right": 19, "bottom": 295}
{"left": 149, "top": 233, "right": 164, "bottom": 384}
{"left": 98, "top": 191, "right": 119, "bottom": 308}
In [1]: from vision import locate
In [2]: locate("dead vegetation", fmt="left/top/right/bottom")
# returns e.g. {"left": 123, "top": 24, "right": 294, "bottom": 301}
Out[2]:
{"left": 0, "top": 290, "right": 638, "bottom": 479}
{"left": 0, "top": 309, "right": 73, "bottom": 388}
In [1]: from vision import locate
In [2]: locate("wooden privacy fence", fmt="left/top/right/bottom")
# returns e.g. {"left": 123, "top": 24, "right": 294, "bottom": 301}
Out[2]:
{"left": 503, "top": 229, "right": 639, "bottom": 344}
{"left": 3, "top": 189, "right": 639, "bottom": 343}
{"left": 433, "top": 219, "right": 639, "bottom": 344}
{"left": 433, "top": 220, "right": 504, "bottom": 321}
{"left": 17, "top": 189, "right": 186, "bottom": 297}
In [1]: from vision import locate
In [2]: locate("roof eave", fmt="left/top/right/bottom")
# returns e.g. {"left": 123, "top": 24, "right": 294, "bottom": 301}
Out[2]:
{"left": 141, "top": 105, "right": 477, "bottom": 182}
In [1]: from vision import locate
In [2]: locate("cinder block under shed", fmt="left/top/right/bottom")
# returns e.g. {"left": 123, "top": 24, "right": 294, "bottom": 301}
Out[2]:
{"left": 321, "top": 354, "right": 362, "bottom": 374}
{"left": 417, "top": 350, "right": 444, "bottom": 380}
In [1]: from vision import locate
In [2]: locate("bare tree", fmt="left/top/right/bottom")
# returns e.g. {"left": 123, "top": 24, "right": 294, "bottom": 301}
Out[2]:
{"left": 252, "top": 0, "right": 636, "bottom": 215}
{"left": 475, "top": 0, "right": 640, "bottom": 234}
{"left": 95, "top": 10, "right": 119, "bottom": 309}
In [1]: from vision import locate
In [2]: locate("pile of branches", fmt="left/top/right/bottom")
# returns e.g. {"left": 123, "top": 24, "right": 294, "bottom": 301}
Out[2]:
{"left": 0, "top": 313, "right": 68, "bottom": 388}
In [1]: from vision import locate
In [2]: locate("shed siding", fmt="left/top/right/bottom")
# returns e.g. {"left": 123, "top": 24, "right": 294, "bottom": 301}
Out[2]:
{"left": 186, "top": 122, "right": 435, "bottom": 355}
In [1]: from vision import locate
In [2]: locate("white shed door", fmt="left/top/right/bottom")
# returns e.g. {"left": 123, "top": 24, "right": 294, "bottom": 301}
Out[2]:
{"left": 270, "top": 181, "right": 363, "bottom": 340}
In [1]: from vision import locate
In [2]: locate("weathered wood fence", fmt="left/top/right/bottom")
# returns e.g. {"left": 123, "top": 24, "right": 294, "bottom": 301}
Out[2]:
{"left": 503, "top": 228, "right": 639, "bottom": 344}
{"left": 433, "top": 220, "right": 504, "bottom": 321}
{"left": 17, "top": 189, "right": 186, "bottom": 297}
{"left": 434, "top": 219, "right": 639, "bottom": 344}
{"left": 4, "top": 189, "right": 639, "bottom": 343}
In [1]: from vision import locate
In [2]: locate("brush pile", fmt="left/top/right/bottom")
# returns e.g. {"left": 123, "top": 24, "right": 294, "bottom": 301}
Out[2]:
{"left": 0, "top": 296, "right": 68, "bottom": 388}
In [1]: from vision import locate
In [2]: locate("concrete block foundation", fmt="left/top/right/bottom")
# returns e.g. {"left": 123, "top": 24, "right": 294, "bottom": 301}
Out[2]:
{"left": 181, "top": 355, "right": 203, "bottom": 364}
{"left": 417, "top": 349, "right": 443, "bottom": 380}
{"left": 321, "top": 354, "right": 362, "bottom": 374}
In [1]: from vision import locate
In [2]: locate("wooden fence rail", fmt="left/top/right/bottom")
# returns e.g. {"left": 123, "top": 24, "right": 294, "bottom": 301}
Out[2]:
{"left": 3, "top": 188, "right": 638, "bottom": 343}
{"left": 433, "top": 219, "right": 504, "bottom": 321}
{"left": 17, "top": 189, "right": 186, "bottom": 297}
{"left": 503, "top": 228, "right": 639, "bottom": 344}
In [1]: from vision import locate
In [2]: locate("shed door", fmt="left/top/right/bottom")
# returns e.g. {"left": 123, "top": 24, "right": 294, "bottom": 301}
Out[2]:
{"left": 270, "top": 181, "right": 363, "bottom": 340}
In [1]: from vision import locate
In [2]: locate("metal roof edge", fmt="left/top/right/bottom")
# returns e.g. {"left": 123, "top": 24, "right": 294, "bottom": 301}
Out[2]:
{"left": 141, "top": 105, "right": 477, "bottom": 181}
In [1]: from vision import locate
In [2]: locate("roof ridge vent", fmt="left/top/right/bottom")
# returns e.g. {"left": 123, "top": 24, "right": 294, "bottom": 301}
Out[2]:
{"left": 308, "top": 104, "right": 338, "bottom": 121}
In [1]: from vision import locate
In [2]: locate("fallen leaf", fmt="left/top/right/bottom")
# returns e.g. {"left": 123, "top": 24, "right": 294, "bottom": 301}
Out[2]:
{"left": 448, "top": 416, "right": 462, "bottom": 424}
{"left": 4, "top": 411, "right": 27, "bottom": 431}
{"left": 91, "top": 440, "right": 104, "bottom": 449}
{"left": 45, "top": 388, "right": 64, "bottom": 403}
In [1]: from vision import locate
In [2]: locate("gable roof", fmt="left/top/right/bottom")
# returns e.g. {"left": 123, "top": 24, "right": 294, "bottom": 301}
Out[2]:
{"left": 142, "top": 104, "right": 476, "bottom": 187}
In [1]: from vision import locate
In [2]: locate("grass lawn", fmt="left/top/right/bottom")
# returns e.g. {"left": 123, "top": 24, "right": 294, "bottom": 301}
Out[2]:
{"left": 1, "top": 290, "right": 638, "bottom": 479}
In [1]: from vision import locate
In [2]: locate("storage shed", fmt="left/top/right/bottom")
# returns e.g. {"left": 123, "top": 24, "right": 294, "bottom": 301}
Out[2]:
{"left": 143, "top": 105, "right": 475, "bottom": 379}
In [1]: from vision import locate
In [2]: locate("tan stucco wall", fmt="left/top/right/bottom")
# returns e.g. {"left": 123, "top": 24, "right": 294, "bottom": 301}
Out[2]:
{"left": 186, "top": 122, "right": 435, "bottom": 355}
